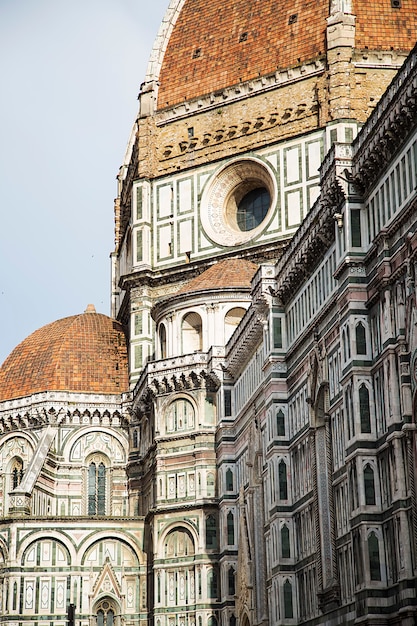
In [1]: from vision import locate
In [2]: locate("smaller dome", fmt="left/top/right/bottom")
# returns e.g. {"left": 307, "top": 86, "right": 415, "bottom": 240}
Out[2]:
{"left": 176, "top": 259, "right": 258, "bottom": 295}
{"left": 0, "top": 309, "right": 128, "bottom": 402}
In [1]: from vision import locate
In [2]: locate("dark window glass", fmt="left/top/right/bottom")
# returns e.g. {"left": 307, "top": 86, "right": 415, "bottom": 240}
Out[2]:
{"left": 88, "top": 463, "right": 97, "bottom": 515}
{"left": 273, "top": 317, "right": 282, "bottom": 349}
{"left": 228, "top": 567, "right": 235, "bottom": 596}
{"left": 227, "top": 511, "right": 234, "bottom": 545}
{"left": 224, "top": 389, "right": 232, "bottom": 417}
{"left": 97, "top": 462, "right": 106, "bottom": 515}
{"left": 206, "top": 515, "right": 217, "bottom": 548}
{"left": 208, "top": 569, "right": 218, "bottom": 598}
{"left": 359, "top": 384, "right": 371, "bottom": 433}
{"left": 106, "top": 610, "right": 114, "bottom": 626}
{"left": 236, "top": 187, "right": 270, "bottom": 231}
{"left": 281, "top": 524, "right": 290, "bottom": 558}
{"left": 364, "top": 465, "right": 376, "bottom": 505}
{"left": 226, "top": 468, "right": 234, "bottom": 491}
{"left": 368, "top": 532, "right": 381, "bottom": 580}
{"left": 356, "top": 322, "right": 367, "bottom": 355}
{"left": 351, "top": 209, "right": 362, "bottom": 247}
{"left": 277, "top": 410, "right": 285, "bottom": 437}
{"left": 88, "top": 461, "right": 106, "bottom": 515}
{"left": 284, "top": 580, "right": 293, "bottom": 618}
{"left": 279, "top": 460, "right": 288, "bottom": 500}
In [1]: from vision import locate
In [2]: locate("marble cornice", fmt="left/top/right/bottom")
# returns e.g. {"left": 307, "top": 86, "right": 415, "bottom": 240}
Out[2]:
{"left": 273, "top": 143, "right": 351, "bottom": 305}
{"left": 120, "top": 241, "right": 287, "bottom": 295}
{"left": 223, "top": 265, "right": 276, "bottom": 378}
{"left": 226, "top": 316, "right": 263, "bottom": 379}
{"left": 0, "top": 395, "right": 126, "bottom": 434}
{"left": 149, "top": 59, "right": 325, "bottom": 127}
{"left": 352, "top": 44, "right": 417, "bottom": 193}
{"left": 131, "top": 354, "right": 221, "bottom": 417}
{"left": 274, "top": 195, "right": 339, "bottom": 306}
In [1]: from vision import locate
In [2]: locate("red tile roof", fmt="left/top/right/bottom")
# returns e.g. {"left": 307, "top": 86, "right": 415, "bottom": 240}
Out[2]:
{"left": 0, "top": 307, "right": 128, "bottom": 401}
{"left": 176, "top": 258, "right": 258, "bottom": 295}
{"left": 156, "top": 0, "right": 417, "bottom": 110}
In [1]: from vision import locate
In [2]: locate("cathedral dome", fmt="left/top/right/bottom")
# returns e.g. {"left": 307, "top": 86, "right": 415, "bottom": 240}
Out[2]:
{"left": 0, "top": 306, "right": 128, "bottom": 402}
{"left": 176, "top": 258, "right": 258, "bottom": 296}
{"left": 154, "top": 0, "right": 417, "bottom": 109}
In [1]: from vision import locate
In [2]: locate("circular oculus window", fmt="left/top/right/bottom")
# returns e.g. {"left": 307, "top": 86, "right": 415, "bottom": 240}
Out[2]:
{"left": 200, "top": 159, "right": 276, "bottom": 247}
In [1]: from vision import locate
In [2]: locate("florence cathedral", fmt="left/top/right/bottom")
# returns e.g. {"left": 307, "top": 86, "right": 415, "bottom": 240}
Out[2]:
{"left": 2, "top": 1, "right": 417, "bottom": 625}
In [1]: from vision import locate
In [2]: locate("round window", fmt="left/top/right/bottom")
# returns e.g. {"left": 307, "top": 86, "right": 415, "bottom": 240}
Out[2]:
{"left": 200, "top": 159, "right": 276, "bottom": 247}
{"left": 236, "top": 187, "right": 270, "bottom": 231}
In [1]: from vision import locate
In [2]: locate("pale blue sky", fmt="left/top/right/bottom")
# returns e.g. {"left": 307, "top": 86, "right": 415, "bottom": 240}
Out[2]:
{"left": 0, "top": 0, "right": 168, "bottom": 364}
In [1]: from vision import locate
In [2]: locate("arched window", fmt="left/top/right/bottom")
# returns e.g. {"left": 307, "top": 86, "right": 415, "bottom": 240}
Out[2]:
{"left": 277, "top": 409, "right": 285, "bottom": 437}
{"left": 224, "top": 307, "right": 246, "bottom": 342}
{"left": 208, "top": 617, "right": 218, "bottom": 626}
{"left": 167, "top": 398, "right": 195, "bottom": 432}
{"left": 359, "top": 384, "right": 371, "bottom": 433}
{"left": 88, "top": 460, "right": 106, "bottom": 515}
{"left": 364, "top": 464, "right": 376, "bottom": 505}
{"left": 206, "top": 515, "right": 217, "bottom": 549}
{"left": 164, "top": 528, "right": 195, "bottom": 558}
{"left": 342, "top": 329, "right": 347, "bottom": 362}
{"left": 279, "top": 460, "right": 288, "bottom": 500}
{"left": 228, "top": 567, "right": 235, "bottom": 596}
{"left": 230, "top": 616, "right": 236, "bottom": 626}
{"left": 349, "top": 462, "right": 359, "bottom": 511}
{"left": 283, "top": 579, "right": 294, "bottom": 618}
{"left": 95, "top": 599, "right": 117, "bottom": 626}
{"left": 226, "top": 468, "right": 234, "bottom": 491}
{"left": 368, "top": 532, "right": 381, "bottom": 581}
{"left": 345, "top": 385, "right": 355, "bottom": 439}
{"left": 227, "top": 511, "right": 235, "bottom": 545}
{"left": 182, "top": 312, "right": 202, "bottom": 353}
{"left": 281, "top": 524, "right": 290, "bottom": 558}
{"left": 207, "top": 568, "right": 218, "bottom": 599}
{"left": 159, "top": 323, "right": 167, "bottom": 359}
{"left": 356, "top": 322, "right": 367, "bottom": 355}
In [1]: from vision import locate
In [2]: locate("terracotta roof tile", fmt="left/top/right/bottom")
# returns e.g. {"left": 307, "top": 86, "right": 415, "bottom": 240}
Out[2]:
{"left": 176, "top": 258, "right": 258, "bottom": 295}
{"left": 0, "top": 308, "right": 128, "bottom": 401}
{"left": 157, "top": 0, "right": 417, "bottom": 109}
{"left": 157, "top": 0, "right": 328, "bottom": 109}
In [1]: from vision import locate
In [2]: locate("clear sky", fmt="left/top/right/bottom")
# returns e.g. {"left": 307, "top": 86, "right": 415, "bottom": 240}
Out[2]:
{"left": 0, "top": 0, "right": 169, "bottom": 365}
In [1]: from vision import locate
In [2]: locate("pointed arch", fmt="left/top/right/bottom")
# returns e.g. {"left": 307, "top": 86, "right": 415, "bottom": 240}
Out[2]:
{"left": 278, "top": 459, "right": 288, "bottom": 500}
{"left": 355, "top": 321, "right": 367, "bottom": 355}
{"left": 359, "top": 383, "right": 371, "bottom": 433}
{"left": 227, "top": 511, "right": 235, "bottom": 545}
{"left": 368, "top": 531, "right": 381, "bottom": 581}
{"left": 364, "top": 464, "right": 376, "bottom": 505}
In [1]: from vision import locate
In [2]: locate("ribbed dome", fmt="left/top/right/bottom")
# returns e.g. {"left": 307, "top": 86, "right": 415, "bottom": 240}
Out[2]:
{"left": 156, "top": 0, "right": 417, "bottom": 109}
{"left": 176, "top": 259, "right": 258, "bottom": 295}
{"left": 0, "top": 307, "right": 128, "bottom": 402}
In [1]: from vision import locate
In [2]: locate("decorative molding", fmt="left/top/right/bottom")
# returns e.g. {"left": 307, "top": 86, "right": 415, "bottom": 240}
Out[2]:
{"left": 153, "top": 60, "right": 325, "bottom": 126}
{"left": 353, "top": 45, "right": 417, "bottom": 192}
